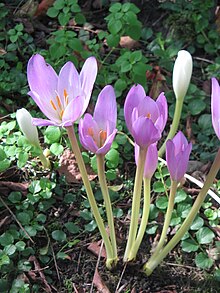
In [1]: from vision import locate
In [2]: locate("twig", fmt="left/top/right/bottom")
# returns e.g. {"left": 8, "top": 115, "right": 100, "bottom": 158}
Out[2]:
{"left": 158, "top": 157, "right": 220, "bottom": 205}
{"left": 194, "top": 56, "right": 214, "bottom": 64}
{"left": 0, "top": 195, "right": 35, "bottom": 244}
{"left": 50, "top": 242, "right": 61, "bottom": 283}
{"left": 164, "top": 261, "right": 200, "bottom": 270}
{"left": 115, "top": 262, "right": 127, "bottom": 293}
{"left": 90, "top": 240, "right": 104, "bottom": 293}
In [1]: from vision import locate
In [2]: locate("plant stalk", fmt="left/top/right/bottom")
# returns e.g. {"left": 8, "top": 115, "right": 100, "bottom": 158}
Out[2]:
{"left": 150, "top": 180, "right": 178, "bottom": 257}
{"left": 158, "top": 98, "right": 183, "bottom": 157}
{"left": 123, "top": 147, "right": 147, "bottom": 262}
{"left": 65, "top": 126, "right": 114, "bottom": 268}
{"left": 128, "top": 177, "right": 151, "bottom": 261}
{"left": 96, "top": 154, "right": 118, "bottom": 264}
{"left": 143, "top": 148, "right": 220, "bottom": 275}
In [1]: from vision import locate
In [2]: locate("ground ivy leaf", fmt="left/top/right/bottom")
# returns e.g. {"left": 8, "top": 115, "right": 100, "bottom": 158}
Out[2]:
{"left": 52, "top": 230, "right": 67, "bottom": 242}
{"left": 181, "top": 238, "right": 199, "bottom": 253}
{"left": 196, "top": 227, "right": 215, "bottom": 244}
{"left": 190, "top": 216, "right": 204, "bottom": 230}
{"left": 195, "top": 252, "right": 214, "bottom": 269}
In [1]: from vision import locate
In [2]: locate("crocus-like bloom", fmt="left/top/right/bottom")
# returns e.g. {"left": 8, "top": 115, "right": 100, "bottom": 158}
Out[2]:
{"left": 79, "top": 85, "right": 117, "bottom": 155}
{"left": 211, "top": 77, "right": 220, "bottom": 140}
{"left": 124, "top": 84, "right": 167, "bottom": 148}
{"left": 166, "top": 131, "right": 192, "bottom": 182}
{"left": 173, "top": 50, "right": 193, "bottom": 100}
{"left": 135, "top": 143, "right": 158, "bottom": 178}
{"left": 27, "top": 54, "right": 97, "bottom": 127}
{"left": 16, "top": 108, "right": 40, "bottom": 147}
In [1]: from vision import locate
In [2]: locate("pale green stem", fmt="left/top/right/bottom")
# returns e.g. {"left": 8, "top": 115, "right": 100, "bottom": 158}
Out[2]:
{"left": 123, "top": 147, "right": 147, "bottom": 262}
{"left": 39, "top": 151, "right": 50, "bottom": 169}
{"left": 128, "top": 177, "right": 151, "bottom": 261}
{"left": 65, "top": 126, "right": 114, "bottom": 268}
{"left": 143, "top": 148, "right": 220, "bottom": 275}
{"left": 150, "top": 180, "right": 178, "bottom": 257}
{"left": 96, "top": 154, "right": 118, "bottom": 265}
{"left": 158, "top": 98, "right": 184, "bottom": 157}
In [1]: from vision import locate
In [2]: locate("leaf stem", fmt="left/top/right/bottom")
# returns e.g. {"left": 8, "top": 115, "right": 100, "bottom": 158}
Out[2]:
{"left": 65, "top": 126, "right": 114, "bottom": 268}
{"left": 96, "top": 154, "right": 118, "bottom": 265}
{"left": 143, "top": 148, "right": 220, "bottom": 275}
{"left": 123, "top": 147, "right": 147, "bottom": 262}
{"left": 128, "top": 177, "right": 151, "bottom": 261}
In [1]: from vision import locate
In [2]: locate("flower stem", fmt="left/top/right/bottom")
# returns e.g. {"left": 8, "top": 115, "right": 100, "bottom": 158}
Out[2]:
{"left": 39, "top": 151, "right": 50, "bottom": 169}
{"left": 96, "top": 154, "right": 118, "bottom": 265}
{"left": 150, "top": 180, "right": 178, "bottom": 257}
{"left": 123, "top": 147, "right": 147, "bottom": 262}
{"left": 158, "top": 99, "right": 183, "bottom": 157}
{"left": 65, "top": 126, "right": 114, "bottom": 268}
{"left": 128, "top": 177, "right": 151, "bottom": 261}
{"left": 143, "top": 148, "right": 220, "bottom": 275}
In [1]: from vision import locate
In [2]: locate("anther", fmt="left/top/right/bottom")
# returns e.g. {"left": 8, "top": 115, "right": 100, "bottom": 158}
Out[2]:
{"left": 50, "top": 100, "right": 57, "bottom": 111}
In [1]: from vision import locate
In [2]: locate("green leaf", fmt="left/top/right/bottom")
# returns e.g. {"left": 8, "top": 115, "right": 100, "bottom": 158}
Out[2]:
{"left": 47, "top": 7, "right": 59, "bottom": 18}
{"left": 54, "top": 0, "right": 65, "bottom": 10}
{"left": 106, "top": 148, "right": 119, "bottom": 167}
{"left": 181, "top": 238, "right": 199, "bottom": 253}
{"left": 106, "top": 169, "right": 116, "bottom": 180}
{"left": 49, "top": 43, "right": 67, "bottom": 60}
{"left": 156, "top": 196, "right": 168, "bottom": 209}
{"left": 196, "top": 227, "right": 215, "bottom": 244}
{"left": 113, "top": 208, "right": 123, "bottom": 218}
{"left": 106, "top": 34, "right": 120, "bottom": 47}
{"left": 153, "top": 181, "right": 166, "bottom": 193}
{"left": 85, "top": 220, "right": 97, "bottom": 232}
{"left": 130, "top": 51, "right": 142, "bottom": 63}
{"left": 75, "top": 13, "right": 86, "bottom": 25}
{"left": 68, "top": 38, "right": 83, "bottom": 51}
{"left": 0, "top": 159, "right": 10, "bottom": 172}
{"left": 146, "top": 225, "right": 158, "bottom": 235}
{"left": 4, "top": 244, "right": 16, "bottom": 256}
{"left": 52, "top": 230, "right": 67, "bottom": 242}
{"left": 188, "top": 99, "right": 206, "bottom": 115}
{"left": 29, "top": 180, "right": 41, "bottom": 194}
{"left": 8, "top": 191, "right": 22, "bottom": 203}
{"left": 15, "top": 241, "right": 26, "bottom": 251}
{"left": 0, "top": 232, "right": 14, "bottom": 246}
{"left": 108, "top": 20, "right": 122, "bottom": 35}
{"left": 174, "top": 190, "right": 187, "bottom": 203}
{"left": 109, "top": 3, "right": 122, "bottom": 13}
{"left": 17, "top": 212, "right": 31, "bottom": 225}
{"left": 195, "top": 252, "right": 214, "bottom": 269}
{"left": 91, "top": 155, "right": 97, "bottom": 172}
{"left": 17, "top": 152, "right": 28, "bottom": 168}
{"left": 50, "top": 143, "right": 63, "bottom": 156}
{"left": 190, "top": 216, "right": 204, "bottom": 230}
{"left": 45, "top": 126, "right": 61, "bottom": 143}
{"left": 58, "top": 12, "right": 70, "bottom": 26}
{"left": 64, "top": 222, "right": 80, "bottom": 234}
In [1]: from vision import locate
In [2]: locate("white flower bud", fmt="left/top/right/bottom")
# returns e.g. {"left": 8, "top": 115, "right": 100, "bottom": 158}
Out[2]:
{"left": 16, "top": 108, "right": 40, "bottom": 147}
{"left": 172, "top": 50, "right": 193, "bottom": 100}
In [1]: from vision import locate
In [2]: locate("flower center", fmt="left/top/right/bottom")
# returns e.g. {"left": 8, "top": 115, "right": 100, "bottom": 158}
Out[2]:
{"left": 146, "top": 113, "right": 151, "bottom": 119}
{"left": 88, "top": 127, "right": 107, "bottom": 148}
{"left": 50, "top": 89, "right": 68, "bottom": 119}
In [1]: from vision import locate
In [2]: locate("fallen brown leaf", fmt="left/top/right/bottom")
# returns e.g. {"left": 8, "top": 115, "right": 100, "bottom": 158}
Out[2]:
{"left": 87, "top": 241, "right": 106, "bottom": 258}
{"left": 119, "top": 36, "right": 140, "bottom": 49}
{"left": 93, "top": 269, "right": 111, "bottom": 293}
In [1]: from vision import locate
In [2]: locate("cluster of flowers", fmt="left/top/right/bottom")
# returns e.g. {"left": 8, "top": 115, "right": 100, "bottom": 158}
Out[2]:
{"left": 16, "top": 51, "right": 220, "bottom": 274}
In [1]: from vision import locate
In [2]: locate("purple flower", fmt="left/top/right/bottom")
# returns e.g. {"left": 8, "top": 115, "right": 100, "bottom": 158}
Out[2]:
{"left": 211, "top": 78, "right": 220, "bottom": 140}
{"left": 124, "top": 84, "right": 167, "bottom": 148}
{"left": 79, "top": 85, "right": 117, "bottom": 155}
{"left": 166, "top": 131, "right": 192, "bottom": 182}
{"left": 27, "top": 54, "right": 97, "bottom": 127}
{"left": 135, "top": 143, "right": 158, "bottom": 179}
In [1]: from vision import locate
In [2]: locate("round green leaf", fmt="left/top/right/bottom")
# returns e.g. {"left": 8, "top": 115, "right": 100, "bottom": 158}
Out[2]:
{"left": 196, "top": 227, "right": 215, "bottom": 244}
{"left": 188, "top": 99, "right": 206, "bottom": 116}
{"left": 195, "top": 252, "right": 214, "bottom": 269}
{"left": 64, "top": 222, "right": 80, "bottom": 234}
{"left": 52, "top": 230, "right": 67, "bottom": 242}
{"left": 50, "top": 143, "right": 63, "bottom": 156}
{"left": 174, "top": 190, "right": 187, "bottom": 203}
{"left": 181, "top": 238, "right": 199, "bottom": 253}
{"left": 45, "top": 126, "right": 61, "bottom": 143}
{"left": 156, "top": 196, "right": 168, "bottom": 209}
{"left": 190, "top": 216, "right": 204, "bottom": 230}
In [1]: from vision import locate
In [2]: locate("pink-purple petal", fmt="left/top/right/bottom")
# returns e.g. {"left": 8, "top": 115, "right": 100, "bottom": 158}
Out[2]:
{"left": 132, "top": 117, "right": 161, "bottom": 148}
{"left": 211, "top": 78, "right": 220, "bottom": 139}
{"left": 32, "top": 118, "right": 59, "bottom": 127}
{"left": 27, "top": 54, "right": 58, "bottom": 101}
{"left": 94, "top": 85, "right": 117, "bottom": 130}
{"left": 62, "top": 95, "right": 85, "bottom": 123}
{"left": 124, "top": 84, "right": 146, "bottom": 132}
{"left": 80, "top": 57, "right": 98, "bottom": 109}
{"left": 156, "top": 92, "right": 168, "bottom": 132}
{"left": 96, "top": 129, "right": 117, "bottom": 155}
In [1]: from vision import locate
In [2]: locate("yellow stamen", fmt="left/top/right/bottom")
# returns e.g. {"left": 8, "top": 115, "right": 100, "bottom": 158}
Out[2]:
{"left": 56, "top": 95, "right": 62, "bottom": 108}
{"left": 88, "top": 127, "right": 94, "bottom": 137}
{"left": 64, "top": 89, "right": 69, "bottom": 104}
{"left": 60, "top": 109, "right": 64, "bottom": 118}
{"left": 146, "top": 113, "right": 151, "bottom": 119}
{"left": 99, "top": 130, "right": 107, "bottom": 146}
{"left": 50, "top": 100, "right": 57, "bottom": 111}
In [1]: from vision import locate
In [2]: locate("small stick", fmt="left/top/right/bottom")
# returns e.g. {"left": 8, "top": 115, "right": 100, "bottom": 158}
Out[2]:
{"left": 115, "top": 262, "right": 127, "bottom": 293}
{"left": 0, "top": 195, "right": 34, "bottom": 244}
{"left": 90, "top": 240, "right": 104, "bottom": 293}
